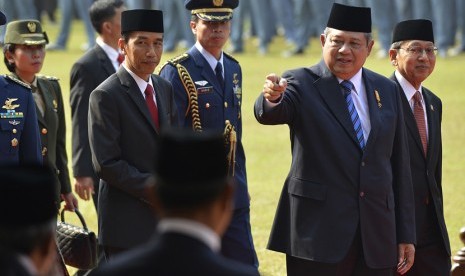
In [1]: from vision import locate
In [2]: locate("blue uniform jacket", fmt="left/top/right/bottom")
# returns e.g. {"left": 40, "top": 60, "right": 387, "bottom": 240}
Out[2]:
{"left": 159, "top": 46, "right": 249, "bottom": 209}
{"left": 0, "top": 76, "right": 41, "bottom": 165}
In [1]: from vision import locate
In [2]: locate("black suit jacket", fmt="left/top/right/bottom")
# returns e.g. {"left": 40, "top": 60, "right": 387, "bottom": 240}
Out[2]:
{"left": 70, "top": 44, "right": 116, "bottom": 179}
{"left": 254, "top": 62, "right": 415, "bottom": 269}
{"left": 89, "top": 232, "right": 259, "bottom": 276}
{"left": 88, "top": 67, "right": 178, "bottom": 248}
{"left": 391, "top": 75, "right": 450, "bottom": 255}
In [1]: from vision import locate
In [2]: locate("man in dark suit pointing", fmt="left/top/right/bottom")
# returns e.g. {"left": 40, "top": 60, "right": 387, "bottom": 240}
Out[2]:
{"left": 254, "top": 3, "right": 416, "bottom": 275}
{"left": 88, "top": 8, "right": 178, "bottom": 261}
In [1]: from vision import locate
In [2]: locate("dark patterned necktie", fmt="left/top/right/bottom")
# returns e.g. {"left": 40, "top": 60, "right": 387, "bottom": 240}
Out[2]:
{"left": 413, "top": 91, "right": 427, "bottom": 156}
{"left": 144, "top": 84, "right": 159, "bottom": 130}
{"left": 341, "top": 80, "right": 365, "bottom": 150}
{"left": 215, "top": 62, "right": 224, "bottom": 89}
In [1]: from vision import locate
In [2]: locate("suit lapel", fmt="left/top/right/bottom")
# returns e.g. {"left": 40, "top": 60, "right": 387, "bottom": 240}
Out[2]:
{"left": 117, "top": 67, "right": 158, "bottom": 133}
{"left": 423, "top": 89, "right": 437, "bottom": 161}
{"left": 362, "top": 71, "right": 380, "bottom": 150}
{"left": 35, "top": 79, "right": 49, "bottom": 126}
{"left": 95, "top": 45, "right": 117, "bottom": 76}
{"left": 393, "top": 76, "right": 425, "bottom": 157}
{"left": 314, "top": 63, "right": 360, "bottom": 149}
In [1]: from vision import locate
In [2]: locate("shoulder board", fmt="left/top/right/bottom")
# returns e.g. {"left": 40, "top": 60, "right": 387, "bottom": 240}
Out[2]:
{"left": 4, "top": 74, "right": 31, "bottom": 89}
{"left": 157, "top": 53, "right": 190, "bottom": 74}
{"left": 37, "top": 75, "right": 59, "bottom": 81}
{"left": 223, "top": 52, "right": 239, "bottom": 63}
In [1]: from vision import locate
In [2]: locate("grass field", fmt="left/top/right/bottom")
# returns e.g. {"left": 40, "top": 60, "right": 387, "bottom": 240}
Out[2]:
{"left": 4, "top": 18, "right": 465, "bottom": 275}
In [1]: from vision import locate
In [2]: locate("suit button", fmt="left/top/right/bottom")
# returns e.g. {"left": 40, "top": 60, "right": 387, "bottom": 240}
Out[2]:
{"left": 424, "top": 197, "right": 430, "bottom": 205}
{"left": 361, "top": 161, "right": 365, "bottom": 166}
{"left": 426, "top": 170, "right": 429, "bottom": 176}
{"left": 205, "top": 103, "right": 210, "bottom": 108}
{"left": 42, "top": 147, "right": 47, "bottom": 156}
{"left": 41, "top": 128, "right": 47, "bottom": 135}
{"left": 359, "top": 191, "right": 365, "bottom": 197}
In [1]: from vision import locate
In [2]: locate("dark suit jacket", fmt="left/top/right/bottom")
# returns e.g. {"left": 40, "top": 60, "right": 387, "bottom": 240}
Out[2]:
{"left": 70, "top": 45, "right": 116, "bottom": 180}
{"left": 89, "top": 232, "right": 259, "bottom": 276}
{"left": 88, "top": 67, "right": 178, "bottom": 249}
{"left": 254, "top": 62, "right": 415, "bottom": 269}
{"left": 35, "top": 76, "right": 71, "bottom": 203}
{"left": 391, "top": 75, "right": 450, "bottom": 255}
{"left": 159, "top": 46, "right": 249, "bottom": 210}
{"left": 0, "top": 251, "right": 32, "bottom": 276}
{"left": 0, "top": 76, "right": 41, "bottom": 165}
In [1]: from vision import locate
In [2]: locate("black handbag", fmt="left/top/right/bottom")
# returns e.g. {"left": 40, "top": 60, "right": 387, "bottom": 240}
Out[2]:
{"left": 56, "top": 208, "right": 98, "bottom": 270}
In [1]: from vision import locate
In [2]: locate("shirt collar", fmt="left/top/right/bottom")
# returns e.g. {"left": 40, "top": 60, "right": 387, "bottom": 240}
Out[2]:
{"left": 194, "top": 41, "right": 224, "bottom": 72}
{"left": 395, "top": 70, "right": 423, "bottom": 102}
{"left": 157, "top": 218, "right": 221, "bottom": 253}
{"left": 96, "top": 37, "right": 120, "bottom": 62}
{"left": 122, "top": 64, "right": 154, "bottom": 92}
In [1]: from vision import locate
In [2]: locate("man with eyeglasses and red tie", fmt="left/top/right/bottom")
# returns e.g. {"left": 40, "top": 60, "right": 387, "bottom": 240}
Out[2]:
{"left": 389, "top": 19, "right": 451, "bottom": 276}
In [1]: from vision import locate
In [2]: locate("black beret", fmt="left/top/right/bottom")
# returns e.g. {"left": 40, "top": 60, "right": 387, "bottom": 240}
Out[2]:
{"left": 0, "top": 10, "right": 5, "bottom": 26}
{"left": 326, "top": 3, "right": 371, "bottom": 33}
{"left": 0, "top": 164, "right": 57, "bottom": 227}
{"left": 121, "top": 9, "right": 163, "bottom": 34}
{"left": 154, "top": 129, "right": 228, "bottom": 203}
{"left": 185, "top": 0, "right": 238, "bottom": 21}
{"left": 392, "top": 19, "right": 434, "bottom": 44}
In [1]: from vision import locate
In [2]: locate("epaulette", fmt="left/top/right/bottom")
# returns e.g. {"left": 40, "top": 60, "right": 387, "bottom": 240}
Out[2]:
{"left": 4, "top": 74, "right": 31, "bottom": 89}
{"left": 223, "top": 52, "right": 239, "bottom": 64}
{"left": 157, "top": 53, "right": 190, "bottom": 74}
{"left": 37, "top": 75, "right": 59, "bottom": 81}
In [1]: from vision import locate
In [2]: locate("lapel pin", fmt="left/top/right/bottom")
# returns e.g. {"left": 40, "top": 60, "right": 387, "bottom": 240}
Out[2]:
{"left": 430, "top": 104, "right": 434, "bottom": 111}
{"left": 374, "top": 90, "right": 382, "bottom": 108}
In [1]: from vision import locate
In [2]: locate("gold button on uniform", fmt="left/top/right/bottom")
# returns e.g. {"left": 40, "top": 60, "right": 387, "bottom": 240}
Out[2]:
{"left": 224, "top": 102, "right": 228, "bottom": 108}
{"left": 206, "top": 103, "right": 210, "bottom": 108}
{"left": 12, "top": 128, "right": 17, "bottom": 134}
{"left": 42, "top": 147, "right": 47, "bottom": 156}
{"left": 41, "top": 128, "right": 47, "bottom": 135}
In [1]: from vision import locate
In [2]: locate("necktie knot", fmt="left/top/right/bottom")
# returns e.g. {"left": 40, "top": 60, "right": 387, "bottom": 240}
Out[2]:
{"left": 117, "top": 53, "right": 124, "bottom": 65}
{"left": 340, "top": 80, "right": 354, "bottom": 95}
{"left": 413, "top": 91, "right": 422, "bottom": 103}
{"left": 145, "top": 84, "right": 154, "bottom": 97}
{"left": 30, "top": 84, "right": 38, "bottom": 93}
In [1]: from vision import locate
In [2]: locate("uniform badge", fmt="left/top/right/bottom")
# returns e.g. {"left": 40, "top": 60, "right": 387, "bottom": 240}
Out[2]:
{"left": 11, "top": 138, "right": 18, "bottom": 147}
{"left": 27, "top": 21, "right": 36, "bottom": 33}
{"left": 8, "top": 120, "right": 20, "bottom": 126}
{"left": 195, "top": 80, "right": 209, "bottom": 86}
{"left": 213, "top": 0, "right": 223, "bottom": 7}
{"left": 233, "top": 73, "right": 242, "bottom": 100}
{"left": 2, "top": 98, "right": 20, "bottom": 110}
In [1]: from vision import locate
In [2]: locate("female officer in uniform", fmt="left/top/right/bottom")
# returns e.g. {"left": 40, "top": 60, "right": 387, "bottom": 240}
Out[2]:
{"left": 3, "top": 19, "right": 77, "bottom": 211}
{"left": 0, "top": 12, "right": 42, "bottom": 165}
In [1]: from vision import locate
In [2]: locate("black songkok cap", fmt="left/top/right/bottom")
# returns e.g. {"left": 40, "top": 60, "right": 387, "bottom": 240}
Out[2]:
{"left": 121, "top": 9, "right": 163, "bottom": 34}
{"left": 185, "top": 0, "right": 239, "bottom": 21}
{"left": 0, "top": 10, "right": 5, "bottom": 26}
{"left": 326, "top": 3, "right": 371, "bottom": 33}
{"left": 154, "top": 129, "right": 229, "bottom": 206}
{"left": 0, "top": 164, "right": 57, "bottom": 227}
{"left": 392, "top": 19, "right": 434, "bottom": 44}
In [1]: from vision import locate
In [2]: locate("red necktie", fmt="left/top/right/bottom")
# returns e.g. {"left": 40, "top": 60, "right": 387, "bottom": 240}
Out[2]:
{"left": 117, "top": 53, "right": 124, "bottom": 66}
{"left": 413, "top": 91, "right": 427, "bottom": 156}
{"left": 144, "top": 84, "right": 159, "bottom": 130}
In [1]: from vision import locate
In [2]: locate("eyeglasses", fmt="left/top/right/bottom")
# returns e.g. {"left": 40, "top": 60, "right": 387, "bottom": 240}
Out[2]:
{"left": 327, "top": 38, "right": 364, "bottom": 50}
{"left": 399, "top": 46, "right": 438, "bottom": 57}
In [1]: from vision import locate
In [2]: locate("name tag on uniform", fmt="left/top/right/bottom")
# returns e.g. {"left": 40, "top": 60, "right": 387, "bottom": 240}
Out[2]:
{"left": 197, "top": 86, "right": 214, "bottom": 94}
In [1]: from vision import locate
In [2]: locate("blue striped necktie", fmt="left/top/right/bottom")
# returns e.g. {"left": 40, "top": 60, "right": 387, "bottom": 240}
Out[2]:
{"left": 341, "top": 80, "right": 365, "bottom": 150}
{"left": 215, "top": 62, "right": 224, "bottom": 89}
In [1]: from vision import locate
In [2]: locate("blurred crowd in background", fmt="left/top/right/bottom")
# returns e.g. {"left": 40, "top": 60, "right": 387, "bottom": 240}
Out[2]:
{"left": 1, "top": 0, "right": 464, "bottom": 58}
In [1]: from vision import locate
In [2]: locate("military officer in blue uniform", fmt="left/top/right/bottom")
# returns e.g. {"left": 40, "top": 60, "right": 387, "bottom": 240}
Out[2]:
{"left": 3, "top": 19, "right": 77, "bottom": 210}
{"left": 158, "top": 0, "right": 258, "bottom": 270}
{"left": 0, "top": 10, "right": 42, "bottom": 165}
